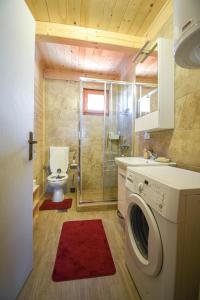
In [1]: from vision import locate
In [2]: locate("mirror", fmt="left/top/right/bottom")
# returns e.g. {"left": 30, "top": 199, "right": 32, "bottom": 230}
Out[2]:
{"left": 135, "top": 44, "right": 158, "bottom": 118}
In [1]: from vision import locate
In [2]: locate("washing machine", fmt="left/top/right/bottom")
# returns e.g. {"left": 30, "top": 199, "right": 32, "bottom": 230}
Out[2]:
{"left": 125, "top": 166, "right": 200, "bottom": 300}
{"left": 115, "top": 157, "right": 176, "bottom": 218}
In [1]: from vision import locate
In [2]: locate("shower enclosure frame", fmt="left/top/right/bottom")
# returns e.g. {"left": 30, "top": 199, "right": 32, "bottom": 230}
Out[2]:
{"left": 78, "top": 77, "right": 135, "bottom": 205}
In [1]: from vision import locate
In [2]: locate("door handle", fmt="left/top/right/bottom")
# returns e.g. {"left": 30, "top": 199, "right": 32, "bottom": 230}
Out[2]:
{"left": 28, "top": 131, "right": 37, "bottom": 160}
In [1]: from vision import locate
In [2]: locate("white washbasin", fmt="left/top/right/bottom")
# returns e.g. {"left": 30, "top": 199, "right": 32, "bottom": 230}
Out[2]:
{"left": 115, "top": 156, "right": 175, "bottom": 170}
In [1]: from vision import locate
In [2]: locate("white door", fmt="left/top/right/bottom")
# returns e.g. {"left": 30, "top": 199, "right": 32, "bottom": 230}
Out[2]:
{"left": 0, "top": 1, "right": 35, "bottom": 300}
{"left": 126, "top": 194, "right": 163, "bottom": 277}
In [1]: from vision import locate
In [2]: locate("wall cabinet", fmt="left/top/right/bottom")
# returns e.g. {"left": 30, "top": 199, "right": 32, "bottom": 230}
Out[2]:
{"left": 135, "top": 38, "right": 174, "bottom": 132}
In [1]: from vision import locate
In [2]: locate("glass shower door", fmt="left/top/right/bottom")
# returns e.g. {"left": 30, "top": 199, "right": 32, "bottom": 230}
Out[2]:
{"left": 102, "top": 82, "right": 134, "bottom": 201}
{"left": 79, "top": 81, "right": 104, "bottom": 203}
{"left": 78, "top": 79, "right": 134, "bottom": 204}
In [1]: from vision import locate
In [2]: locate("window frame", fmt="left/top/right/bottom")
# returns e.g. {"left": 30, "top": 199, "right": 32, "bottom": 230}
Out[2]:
{"left": 83, "top": 88, "right": 109, "bottom": 116}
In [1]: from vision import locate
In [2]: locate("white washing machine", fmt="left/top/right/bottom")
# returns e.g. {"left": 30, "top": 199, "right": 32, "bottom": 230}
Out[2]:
{"left": 115, "top": 157, "right": 176, "bottom": 218}
{"left": 125, "top": 166, "right": 200, "bottom": 300}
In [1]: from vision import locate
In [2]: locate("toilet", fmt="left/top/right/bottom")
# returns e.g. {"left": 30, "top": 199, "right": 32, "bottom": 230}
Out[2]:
{"left": 47, "top": 146, "right": 69, "bottom": 202}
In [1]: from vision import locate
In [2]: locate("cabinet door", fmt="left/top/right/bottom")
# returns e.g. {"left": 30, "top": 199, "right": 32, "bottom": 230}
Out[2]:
{"left": 135, "top": 38, "right": 174, "bottom": 132}
{"left": 118, "top": 168, "right": 126, "bottom": 217}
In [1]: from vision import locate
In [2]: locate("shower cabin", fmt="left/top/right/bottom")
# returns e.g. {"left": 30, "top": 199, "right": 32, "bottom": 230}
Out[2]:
{"left": 78, "top": 78, "right": 134, "bottom": 204}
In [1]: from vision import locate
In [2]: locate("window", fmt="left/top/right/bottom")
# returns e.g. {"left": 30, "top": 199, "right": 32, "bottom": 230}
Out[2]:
{"left": 83, "top": 89, "right": 109, "bottom": 115}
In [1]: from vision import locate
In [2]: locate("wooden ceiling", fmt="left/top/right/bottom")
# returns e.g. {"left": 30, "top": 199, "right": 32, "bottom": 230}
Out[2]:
{"left": 136, "top": 53, "right": 157, "bottom": 78}
{"left": 26, "top": 0, "right": 167, "bottom": 36}
{"left": 38, "top": 41, "right": 134, "bottom": 76}
{"left": 26, "top": 0, "right": 169, "bottom": 80}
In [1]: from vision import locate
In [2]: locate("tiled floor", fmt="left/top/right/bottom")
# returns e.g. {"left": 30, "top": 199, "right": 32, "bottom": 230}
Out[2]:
{"left": 17, "top": 194, "right": 140, "bottom": 300}
{"left": 80, "top": 188, "right": 118, "bottom": 203}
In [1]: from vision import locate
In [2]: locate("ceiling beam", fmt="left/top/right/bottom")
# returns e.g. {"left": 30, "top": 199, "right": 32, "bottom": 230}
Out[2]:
{"left": 44, "top": 68, "right": 120, "bottom": 81}
{"left": 36, "top": 22, "right": 146, "bottom": 53}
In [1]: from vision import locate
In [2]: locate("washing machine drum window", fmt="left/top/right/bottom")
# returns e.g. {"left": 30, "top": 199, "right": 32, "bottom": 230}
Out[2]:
{"left": 126, "top": 194, "right": 163, "bottom": 277}
{"left": 130, "top": 205, "right": 149, "bottom": 260}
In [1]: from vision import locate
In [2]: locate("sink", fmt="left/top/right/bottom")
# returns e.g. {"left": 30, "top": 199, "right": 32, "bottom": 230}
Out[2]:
{"left": 115, "top": 157, "right": 175, "bottom": 170}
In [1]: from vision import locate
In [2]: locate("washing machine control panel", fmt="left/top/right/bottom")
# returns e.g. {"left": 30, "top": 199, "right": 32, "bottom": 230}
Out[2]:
{"left": 126, "top": 170, "right": 167, "bottom": 215}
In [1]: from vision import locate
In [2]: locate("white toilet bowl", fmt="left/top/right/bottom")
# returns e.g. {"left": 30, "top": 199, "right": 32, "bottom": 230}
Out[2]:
{"left": 47, "top": 173, "right": 68, "bottom": 202}
{"left": 47, "top": 146, "right": 70, "bottom": 202}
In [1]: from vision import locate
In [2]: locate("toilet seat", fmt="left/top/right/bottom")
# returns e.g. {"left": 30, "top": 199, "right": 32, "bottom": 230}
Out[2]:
{"left": 47, "top": 173, "right": 68, "bottom": 182}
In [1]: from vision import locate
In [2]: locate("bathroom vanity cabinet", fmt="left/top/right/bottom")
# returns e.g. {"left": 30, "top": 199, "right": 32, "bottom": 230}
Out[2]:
{"left": 135, "top": 38, "right": 174, "bottom": 132}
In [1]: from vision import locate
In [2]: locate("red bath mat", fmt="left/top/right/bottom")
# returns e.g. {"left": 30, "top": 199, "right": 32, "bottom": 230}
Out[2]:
{"left": 52, "top": 219, "right": 116, "bottom": 281}
{"left": 39, "top": 199, "right": 72, "bottom": 211}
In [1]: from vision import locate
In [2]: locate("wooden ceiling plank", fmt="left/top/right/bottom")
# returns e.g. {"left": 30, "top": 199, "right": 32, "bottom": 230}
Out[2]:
{"left": 144, "top": 0, "right": 172, "bottom": 41}
{"left": 70, "top": 45, "right": 80, "bottom": 71}
{"left": 54, "top": 44, "right": 68, "bottom": 69}
{"left": 46, "top": 43, "right": 59, "bottom": 69}
{"left": 68, "top": 0, "right": 81, "bottom": 26}
{"left": 136, "top": 0, "right": 167, "bottom": 36}
{"left": 25, "top": 0, "right": 49, "bottom": 21}
{"left": 101, "top": 0, "right": 116, "bottom": 30}
{"left": 45, "top": 0, "right": 68, "bottom": 23}
{"left": 116, "top": 53, "right": 132, "bottom": 75}
{"left": 83, "top": 48, "right": 93, "bottom": 72}
{"left": 26, "top": 0, "right": 169, "bottom": 36}
{"left": 37, "top": 41, "right": 53, "bottom": 68}
{"left": 118, "top": 0, "right": 142, "bottom": 34}
{"left": 89, "top": 48, "right": 101, "bottom": 72}
{"left": 86, "top": 0, "right": 106, "bottom": 30}
{"left": 36, "top": 22, "right": 146, "bottom": 52}
{"left": 80, "top": 0, "right": 87, "bottom": 27}
{"left": 128, "top": 0, "right": 157, "bottom": 35}
{"left": 108, "top": 0, "right": 130, "bottom": 32}
{"left": 64, "top": 45, "right": 73, "bottom": 69}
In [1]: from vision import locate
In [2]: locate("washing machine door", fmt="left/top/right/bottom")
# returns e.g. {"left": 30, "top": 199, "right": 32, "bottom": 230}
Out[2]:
{"left": 126, "top": 193, "right": 163, "bottom": 277}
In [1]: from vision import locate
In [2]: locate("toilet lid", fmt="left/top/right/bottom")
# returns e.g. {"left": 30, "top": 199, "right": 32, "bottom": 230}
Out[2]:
{"left": 48, "top": 173, "right": 68, "bottom": 182}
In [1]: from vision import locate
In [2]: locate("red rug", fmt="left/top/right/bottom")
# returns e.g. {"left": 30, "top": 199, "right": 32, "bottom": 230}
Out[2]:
{"left": 52, "top": 219, "right": 116, "bottom": 281}
{"left": 39, "top": 199, "right": 72, "bottom": 211}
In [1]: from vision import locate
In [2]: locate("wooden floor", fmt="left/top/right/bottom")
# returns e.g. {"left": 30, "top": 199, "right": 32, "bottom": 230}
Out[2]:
{"left": 17, "top": 194, "right": 140, "bottom": 300}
